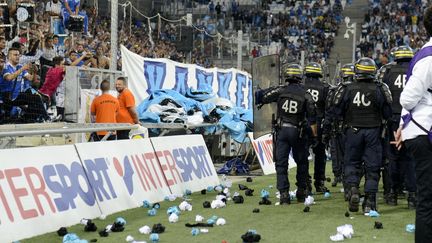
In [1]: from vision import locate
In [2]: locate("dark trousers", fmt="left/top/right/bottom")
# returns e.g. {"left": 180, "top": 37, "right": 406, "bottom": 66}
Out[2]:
{"left": 344, "top": 127, "right": 382, "bottom": 193}
{"left": 89, "top": 132, "right": 117, "bottom": 141}
{"left": 405, "top": 136, "right": 432, "bottom": 243}
{"left": 3, "top": 90, "right": 48, "bottom": 122}
{"left": 275, "top": 126, "right": 309, "bottom": 191}
{"left": 331, "top": 133, "right": 345, "bottom": 177}
{"left": 308, "top": 120, "right": 326, "bottom": 181}
{"left": 387, "top": 120, "right": 416, "bottom": 192}
{"left": 117, "top": 130, "right": 131, "bottom": 140}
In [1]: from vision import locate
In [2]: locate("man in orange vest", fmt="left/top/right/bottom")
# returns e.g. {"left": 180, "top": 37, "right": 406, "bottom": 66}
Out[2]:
{"left": 90, "top": 80, "right": 119, "bottom": 141}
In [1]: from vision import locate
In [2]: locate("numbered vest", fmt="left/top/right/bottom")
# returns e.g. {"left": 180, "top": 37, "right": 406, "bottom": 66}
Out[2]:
{"left": 345, "top": 82, "right": 382, "bottom": 127}
{"left": 383, "top": 62, "right": 409, "bottom": 114}
{"left": 277, "top": 89, "right": 306, "bottom": 126}
{"left": 304, "top": 77, "right": 326, "bottom": 118}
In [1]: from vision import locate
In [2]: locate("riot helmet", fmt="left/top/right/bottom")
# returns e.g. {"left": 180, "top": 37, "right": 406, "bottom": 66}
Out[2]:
{"left": 391, "top": 45, "right": 414, "bottom": 61}
{"left": 284, "top": 64, "right": 303, "bottom": 83}
{"left": 354, "top": 57, "right": 377, "bottom": 81}
{"left": 305, "top": 62, "right": 323, "bottom": 78}
{"left": 340, "top": 63, "right": 355, "bottom": 80}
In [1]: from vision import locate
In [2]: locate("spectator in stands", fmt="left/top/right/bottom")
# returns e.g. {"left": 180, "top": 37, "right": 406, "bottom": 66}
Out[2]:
{"left": 0, "top": 36, "right": 6, "bottom": 61}
{"left": 209, "top": 1, "right": 215, "bottom": 15}
{"left": 52, "top": 35, "right": 64, "bottom": 57}
{"left": 95, "top": 45, "right": 109, "bottom": 69}
{"left": 251, "top": 46, "right": 259, "bottom": 58}
{"left": 221, "top": 2, "right": 227, "bottom": 17}
{"left": 1, "top": 47, "right": 48, "bottom": 122}
{"left": 41, "top": 36, "right": 56, "bottom": 66}
{"left": 90, "top": 79, "right": 119, "bottom": 141}
{"left": 63, "top": 37, "right": 72, "bottom": 55}
{"left": 67, "top": 49, "right": 87, "bottom": 67}
{"left": 39, "top": 56, "right": 65, "bottom": 100}
{"left": 215, "top": 2, "right": 222, "bottom": 16}
{"left": 61, "top": 0, "right": 89, "bottom": 36}
{"left": 115, "top": 77, "right": 139, "bottom": 139}
{"left": 46, "top": 0, "right": 62, "bottom": 17}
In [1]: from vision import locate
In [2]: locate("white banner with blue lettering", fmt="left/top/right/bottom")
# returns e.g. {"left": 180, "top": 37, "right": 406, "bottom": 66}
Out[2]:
{"left": 0, "top": 145, "right": 102, "bottom": 243}
{"left": 74, "top": 139, "right": 172, "bottom": 216}
{"left": 121, "top": 45, "right": 253, "bottom": 109}
{"left": 150, "top": 135, "right": 220, "bottom": 194}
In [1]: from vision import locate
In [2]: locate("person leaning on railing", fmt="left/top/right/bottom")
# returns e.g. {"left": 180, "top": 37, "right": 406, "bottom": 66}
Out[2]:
{"left": 115, "top": 77, "right": 139, "bottom": 140}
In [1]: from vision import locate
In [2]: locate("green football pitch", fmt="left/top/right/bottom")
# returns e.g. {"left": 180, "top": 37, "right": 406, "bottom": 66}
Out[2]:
{"left": 23, "top": 163, "right": 415, "bottom": 243}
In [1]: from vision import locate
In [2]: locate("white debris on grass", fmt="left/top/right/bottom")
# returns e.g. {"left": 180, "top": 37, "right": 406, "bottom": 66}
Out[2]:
{"left": 139, "top": 225, "right": 152, "bottom": 235}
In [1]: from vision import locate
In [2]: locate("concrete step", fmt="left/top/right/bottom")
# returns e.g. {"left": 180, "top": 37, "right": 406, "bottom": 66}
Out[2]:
{"left": 327, "top": 0, "right": 370, "bottom": 80}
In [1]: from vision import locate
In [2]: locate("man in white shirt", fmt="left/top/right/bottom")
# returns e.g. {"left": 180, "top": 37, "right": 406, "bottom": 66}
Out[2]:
{"left": 394, "top": 6, "right": 432, "bottom": 243}
{"left": 46, "top": 0, "right": 62, "bottom": 16}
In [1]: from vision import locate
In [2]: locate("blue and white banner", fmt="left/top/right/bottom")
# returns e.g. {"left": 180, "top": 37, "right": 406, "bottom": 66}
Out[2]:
{"left": 121, "top": 45, "right": 253, "bottom": 109}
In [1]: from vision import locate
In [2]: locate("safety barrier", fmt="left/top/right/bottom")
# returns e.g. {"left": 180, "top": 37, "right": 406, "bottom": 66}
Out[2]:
{"left": 0, "top": 134, "right": 219, "bottom": 242}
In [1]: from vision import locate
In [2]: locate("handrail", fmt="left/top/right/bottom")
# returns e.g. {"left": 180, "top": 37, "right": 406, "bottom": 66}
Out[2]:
{"left": 0, "top": 123, "right": 139, "bottom": 137}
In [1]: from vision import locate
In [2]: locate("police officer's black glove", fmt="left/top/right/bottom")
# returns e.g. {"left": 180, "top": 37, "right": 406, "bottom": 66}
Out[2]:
{"left": 255, "top": 89, "right": 264, "bottom": 106}
{"left": 311, "top": 136, "right": 320, "bottom": 148}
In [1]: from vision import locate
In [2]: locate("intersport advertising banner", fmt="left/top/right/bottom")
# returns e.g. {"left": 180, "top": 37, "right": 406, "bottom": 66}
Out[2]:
{"left": 74, "top": 139, "right": 172, "bottom": 215}
{"left": 150, "top": 135, "right": 220, "bottom": 194}
{"left": 0, "top": 145, "right": 102, "bottom": 242}
{"left": 0, "top": 135, "right": 220, "bottom": 242}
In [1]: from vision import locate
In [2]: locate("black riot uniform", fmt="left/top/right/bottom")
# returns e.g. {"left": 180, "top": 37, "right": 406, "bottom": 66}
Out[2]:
{"left": 379, "top": 46, "right": 417, "bottom": 208}
{"left": 333, "top": 57, "right": 392, "bottom": 213}
{"left": 323, "top": 64, "right": 355, "bottom": 189}
{"left": 256, "top": 64, "right": 317, "bottom": 204}
{"left": 304, "top": 62, "right": 329, "bottom": 193}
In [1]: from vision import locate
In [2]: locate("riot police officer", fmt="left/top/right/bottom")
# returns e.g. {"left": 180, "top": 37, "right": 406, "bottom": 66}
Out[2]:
{"left": 325, "top": 64, "right": 355, "bottom": 188}
{"left": 333, "top": 57, "right": 392, "bottom": 213}
{"left": 256, "top": 64, "right": 318, "bottom": 204}
{"left": 379, "top": 46, "right": 416, "bottom": 209}
{"left": 304, "top": 62, "right": 329, "bottom": 193}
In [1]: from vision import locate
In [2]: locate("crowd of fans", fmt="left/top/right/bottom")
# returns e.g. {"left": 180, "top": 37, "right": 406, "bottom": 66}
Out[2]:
{"left": 357, "top": 0, "right": 429, "bottom": 68}
{"left": 0, "top": 0, "right": 346, "bottom": 124}
{"left": 218, "top": 0, "right": 346, "bottom": 63}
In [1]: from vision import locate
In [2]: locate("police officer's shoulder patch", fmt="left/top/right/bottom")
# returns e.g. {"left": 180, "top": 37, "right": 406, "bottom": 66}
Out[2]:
{"left": 377, "top": 62, "right": 395, "bottom": 82}
{"left": 333, "top": 83, "right": 348, "bottom": 106}
{"left": 377, "top": 82, "right": 393, "bottom": 104}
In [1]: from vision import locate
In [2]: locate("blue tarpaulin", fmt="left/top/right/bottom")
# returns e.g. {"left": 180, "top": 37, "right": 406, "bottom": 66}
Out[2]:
{"left": 137, "top": 87, "right": 252, "bottom": 143}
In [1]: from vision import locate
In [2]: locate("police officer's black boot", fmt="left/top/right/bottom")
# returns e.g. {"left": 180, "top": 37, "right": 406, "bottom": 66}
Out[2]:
{"left": 280, "top": 190, "right": 291, "bottom": 205}
{"left": 296, "top": 188, "right": 308, "bottom": 203}
{"left": 348, "top": 186, "right": 360, "bottom": 212}
{"left": 385, "top": 189, "right": 397, "bottom": 206}
{"left": 306, "top": 176, "right": 313, "bottom": 193}
{"left": 314, "top": 180, "right": 328, "bottom": 193}
{"left": 344, "top": 187, "right": 350, "bottom": 202}
{"left": 331, "top": 176, "right": 342, "bottom": 187}
{"left": 363, "top": 193, "right": 377, "bottom": 214}
{"left": 407, "top": 192, "right": 417, "bottom": 210}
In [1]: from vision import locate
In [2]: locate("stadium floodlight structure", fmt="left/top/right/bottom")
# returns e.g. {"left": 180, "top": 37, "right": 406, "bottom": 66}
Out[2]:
{"left": 344, "top": 17, "right": 357, "bottom": 63}
{"left": 110, "top": 0, "right": 118, "bottom": 70}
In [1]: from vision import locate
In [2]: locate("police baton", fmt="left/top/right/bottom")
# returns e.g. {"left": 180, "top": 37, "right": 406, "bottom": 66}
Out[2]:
{"left": 272, "top": 113, "right": 278, "bottom": 160}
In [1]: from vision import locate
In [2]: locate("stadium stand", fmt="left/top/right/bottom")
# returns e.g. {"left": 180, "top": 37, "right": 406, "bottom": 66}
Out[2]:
{"left": 357, "top": 0, "right": 429, "bottom": 67}
{"left": 0, "top": 0, "right": 347, "bottom": 124}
